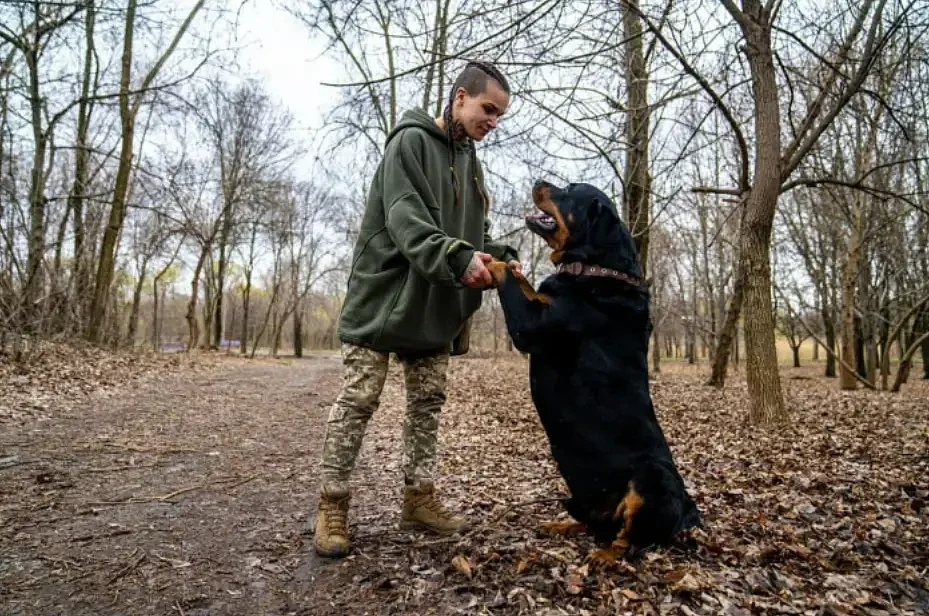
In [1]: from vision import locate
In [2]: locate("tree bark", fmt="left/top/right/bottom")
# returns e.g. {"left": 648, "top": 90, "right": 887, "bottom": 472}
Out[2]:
{"left": 70, "top": 1, "right": 96, "bottom": 324}
{"left": 622, "top": 0, "right": 650, "bottom": 275}
{"left": 736, "top": 3, "right": 786, "bottom": 424}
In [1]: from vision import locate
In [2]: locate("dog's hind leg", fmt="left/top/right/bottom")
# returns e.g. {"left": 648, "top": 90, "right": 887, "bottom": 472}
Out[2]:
{"left": 585, "top": 536, "right": 630, "bottom": 569}
{"left": 539, "top": 520, "right": 586, "bottom": 536}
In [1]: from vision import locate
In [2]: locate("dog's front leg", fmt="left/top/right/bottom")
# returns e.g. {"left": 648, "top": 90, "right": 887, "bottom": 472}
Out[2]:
{"left": 486, "top": 260, "right": 560, "bottom": 354}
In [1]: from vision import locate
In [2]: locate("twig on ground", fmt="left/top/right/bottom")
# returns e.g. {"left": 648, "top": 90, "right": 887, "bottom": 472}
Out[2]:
{"left": 153, "top": 552, "right": 192, "bottom": 568}
{"left": 108, "top": 549, "right": 146, "bottom": 584}
{"left": 70, "top": 528, "right": 134, "bottom": 542}
{"left": 223, "top": 474, "right": 259, "bottom": 490}
{"left": 86, "top": 463, "right": 160, "bottom": 473}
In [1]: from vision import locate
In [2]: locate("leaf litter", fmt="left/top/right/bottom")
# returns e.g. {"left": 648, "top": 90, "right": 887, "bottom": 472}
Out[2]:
{"left": 0, "top": 345, "right": 926, "bottom": 615}
{"left": 315, "top": 358, "right": 929, "bottom": 616}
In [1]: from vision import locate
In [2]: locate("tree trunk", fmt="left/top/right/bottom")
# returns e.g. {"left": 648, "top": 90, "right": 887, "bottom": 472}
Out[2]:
{"left": 922, "top": 333, "right": 929, "bottom": 379}
{"left": 651, "top": 325, "right": 661, "bottom": 374}
{"left": 186, "top": 245, "right": 209, "bottom": 352}
{"left": 623, "top": 0, "right": 650, "bottom": 275}
{"left": 50, "top": 194, "right": 72, "bottom": 332}
{"left": 293, "top": 308, "right": 304, "bottom": 358}
{"left": 733, "top": 327, "right": 739, "bottom": 366}
{"left": 71, "top": 1, "right": 96, "bottom": 325}
{"left": 272, "top": 310, "right": 284, "bottom": 357}
{"left": 707, "top": 257, "right": 746, "bottom": 386}
{"left": 240, "top": 275, "right": 251, "bottom": 355}
{"left": 891, "top": 331, "right": 929, "bottom": 392}
{"left": 812, "top": 339, "right": 819, "bottom": 361}
{"left": 88, "top": 0, "right": 138, "bottom": 342}
{"left": 839, "top": 207, "right": 863, "bottom": 390}
{"left": 126, "top": 255, "right": 150, "bottom": 347}
{"left": 823, "top": 311, "right": 837, "bottom": 377}
{"left": 152, "top": 279, "right": 160, "bottom": 352}
{"left": 213, "top": 220, "right": 231, "bottom": 348}
{"left": 854, "top": 314, "right": 867, "bottom": 382}
{"left": 202, "top": 265, "right": 214, "bottom": 350}
{"left": 739, "top": 9, "right": 786, "bottom": 425}
{"left": 792, "top": 345, "right": 801, "bottom": 368}
{"left": 23, "top": 48, "right": 48, "bottom": 332}
{"left": 251, "top": 280, "right": 280, "bottom": 359}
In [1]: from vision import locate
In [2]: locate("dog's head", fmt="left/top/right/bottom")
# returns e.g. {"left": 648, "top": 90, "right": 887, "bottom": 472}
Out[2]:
{"left": 527, "top": 180, "right": 642, "bottom": 278}
{"left": 617, "top": 461, "right": 702, "bottom": 556}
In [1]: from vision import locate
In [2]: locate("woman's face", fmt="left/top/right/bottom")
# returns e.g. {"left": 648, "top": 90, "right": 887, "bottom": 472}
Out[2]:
{"left": 453, "top": 79, "right": 509, "bottom": 141}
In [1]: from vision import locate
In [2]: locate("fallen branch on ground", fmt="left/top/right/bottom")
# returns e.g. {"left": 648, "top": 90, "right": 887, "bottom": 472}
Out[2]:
{"left": 84, "top": 474, "right": 259, "bottom": 506}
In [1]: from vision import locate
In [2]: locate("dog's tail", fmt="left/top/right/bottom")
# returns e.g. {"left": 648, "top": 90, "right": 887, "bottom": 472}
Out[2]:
{"left": 680, "top": 493, "right": 702, "bottom": 531}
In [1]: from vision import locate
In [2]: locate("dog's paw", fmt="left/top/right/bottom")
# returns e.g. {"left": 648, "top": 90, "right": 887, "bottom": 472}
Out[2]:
{"left": 485, "top": 260, "right": 509, "bottom": 285}
{"left": 585, "top": 547, "right": 622, "bottom": 569}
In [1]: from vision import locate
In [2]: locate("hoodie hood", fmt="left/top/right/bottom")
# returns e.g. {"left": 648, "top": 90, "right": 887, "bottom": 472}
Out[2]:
{"left": 387, "top": 108, "right": 471, "bottom": 152}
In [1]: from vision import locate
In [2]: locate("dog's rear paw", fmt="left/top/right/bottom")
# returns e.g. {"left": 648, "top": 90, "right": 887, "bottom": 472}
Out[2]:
{"left": 540, "top": 520, "right": 585, "bottom": 536}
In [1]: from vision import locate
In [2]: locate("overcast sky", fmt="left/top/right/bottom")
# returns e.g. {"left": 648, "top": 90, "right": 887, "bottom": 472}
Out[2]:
{"left": 227, "top": 1, "right": 343, "bottom": 169}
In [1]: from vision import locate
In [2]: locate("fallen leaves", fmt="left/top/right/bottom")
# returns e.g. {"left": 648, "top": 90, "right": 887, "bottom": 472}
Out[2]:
{"left": 451, "top": 554, "right": 473, "bottom": 578}
{"left": 0, "top": 341, "right": 213, "bottom": 425}
{"left": 321, "top": 358, "right": 929, "bottom": 615}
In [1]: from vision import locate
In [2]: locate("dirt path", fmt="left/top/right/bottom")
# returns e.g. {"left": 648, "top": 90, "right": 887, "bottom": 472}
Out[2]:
{"left": 0, "top": 354, "right": 347, "bottom": 616}
{"left": 3, "top": 355, "right": 928, "bottom": 616}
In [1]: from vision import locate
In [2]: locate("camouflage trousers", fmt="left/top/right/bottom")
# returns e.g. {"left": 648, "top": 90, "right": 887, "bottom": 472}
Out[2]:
{"left": 319, "top": 342, "right": 449, "bottom": 493}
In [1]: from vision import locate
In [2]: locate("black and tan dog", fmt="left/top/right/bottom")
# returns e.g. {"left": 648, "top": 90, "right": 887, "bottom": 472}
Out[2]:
{"left": 486, "top": 180, "right": 701, "bottom": 565}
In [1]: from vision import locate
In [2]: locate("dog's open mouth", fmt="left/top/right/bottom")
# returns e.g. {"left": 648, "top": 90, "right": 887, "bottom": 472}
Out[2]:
{"left": 526, "top": 210, "right": 558, "bottom": 234}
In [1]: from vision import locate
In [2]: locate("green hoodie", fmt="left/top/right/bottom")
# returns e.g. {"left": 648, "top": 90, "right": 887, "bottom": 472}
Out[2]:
{"left": 337, "top": 108, "right": 519, "bottom": 355}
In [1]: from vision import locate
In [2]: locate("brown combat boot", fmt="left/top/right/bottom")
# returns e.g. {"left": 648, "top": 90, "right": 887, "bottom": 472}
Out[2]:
{"left": 314, "top": 485, "right": 350, "bottom": 557}
{"left": 400, "top": 481, "right": 469, "bottom": 535}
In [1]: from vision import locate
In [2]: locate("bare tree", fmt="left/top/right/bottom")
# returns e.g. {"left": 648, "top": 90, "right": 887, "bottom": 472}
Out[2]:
{"left": 193, "top": 77, "right": 297, "bottom": 349}
{"left": 630, "top": 0, "right": 923, "bottom": 424}
{"left": 0, "top": 3, "right": 82, "bottom": 332}
{"left": 87, "top": 0, "right": 206, "bottom": 342}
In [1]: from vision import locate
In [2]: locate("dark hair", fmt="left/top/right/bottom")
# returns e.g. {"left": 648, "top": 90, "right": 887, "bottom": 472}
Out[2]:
{"left": 442, "top": 60, "right": 510, "bottom": 211}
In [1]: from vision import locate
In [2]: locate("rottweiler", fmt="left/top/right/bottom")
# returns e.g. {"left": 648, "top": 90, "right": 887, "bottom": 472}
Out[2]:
{"left": 486, "top": 179, "right": 701, "bottom": 566}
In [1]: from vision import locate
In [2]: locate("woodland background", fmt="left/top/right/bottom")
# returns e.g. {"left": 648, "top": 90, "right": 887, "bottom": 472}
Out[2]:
{"left": 1, "top": 0, "right": 928, "bottom": 426}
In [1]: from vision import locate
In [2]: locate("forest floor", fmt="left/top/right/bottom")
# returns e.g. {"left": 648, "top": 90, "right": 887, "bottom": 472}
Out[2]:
{"left": 1, "top": 343, "right": 927, "bottom": 615}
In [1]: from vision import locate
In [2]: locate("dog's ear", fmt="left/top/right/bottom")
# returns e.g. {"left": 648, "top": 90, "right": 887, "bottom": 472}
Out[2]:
{"left": 592, "top": 195, "right": 620, "bottom": 222}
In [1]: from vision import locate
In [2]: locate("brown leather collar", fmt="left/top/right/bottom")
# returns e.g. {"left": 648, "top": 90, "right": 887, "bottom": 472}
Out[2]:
{"left": 556, "top": 261, "right": 645, "bottom": 288}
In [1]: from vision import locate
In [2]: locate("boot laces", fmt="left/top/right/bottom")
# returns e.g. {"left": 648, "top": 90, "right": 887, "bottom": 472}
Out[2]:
{"left": 417, "top": 491, "right": 452, "bottom": 518}
{"left": 321, "top": 497, "right": 348, "bottom": 537}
